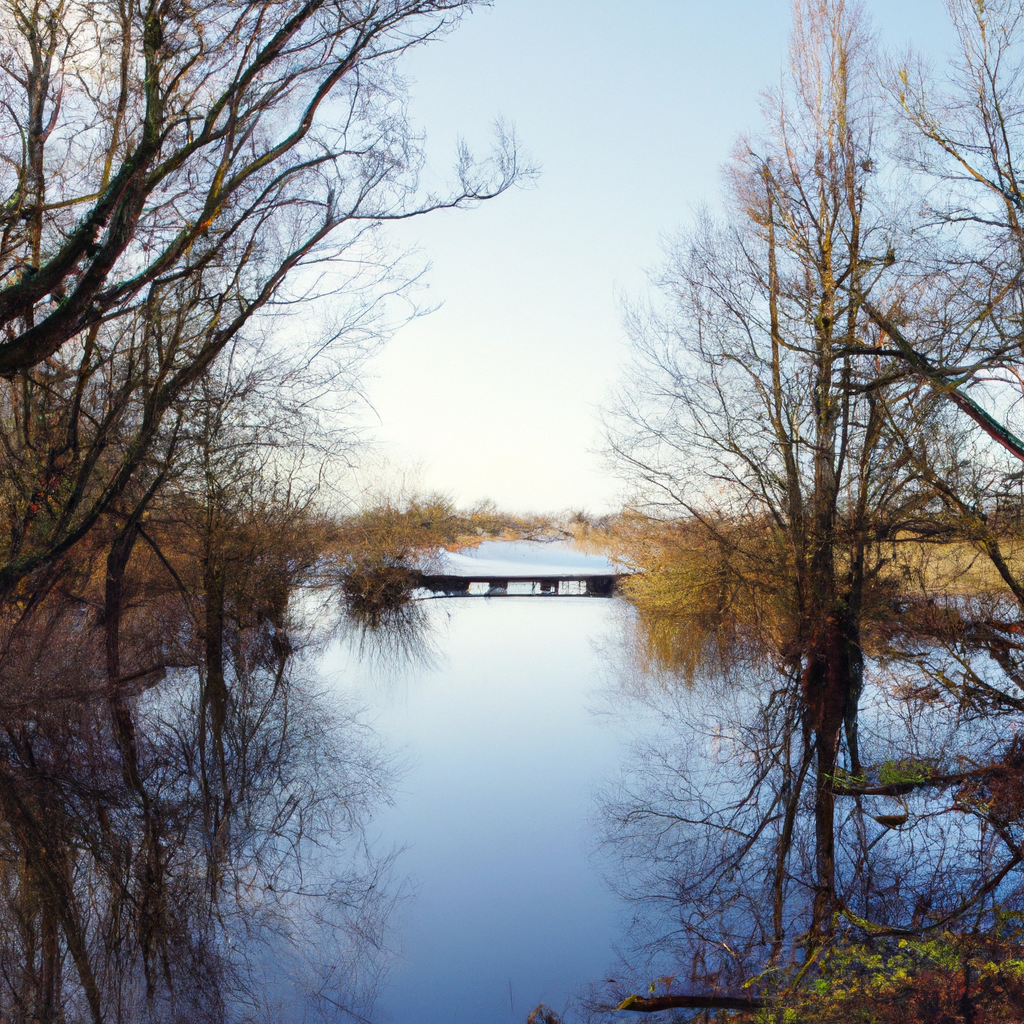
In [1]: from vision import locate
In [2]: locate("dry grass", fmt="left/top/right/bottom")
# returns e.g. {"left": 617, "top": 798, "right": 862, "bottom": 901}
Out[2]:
{"left": 881, "top": 537, "right": 1024, "bottom": 597}
{"left": 561, "top": 512, "right": 1024, "bottom": 679}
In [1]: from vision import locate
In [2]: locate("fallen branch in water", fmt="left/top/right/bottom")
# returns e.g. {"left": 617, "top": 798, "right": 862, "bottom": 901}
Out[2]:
{"left": 615, "top": 993, "right": 771, "bottom": 1012}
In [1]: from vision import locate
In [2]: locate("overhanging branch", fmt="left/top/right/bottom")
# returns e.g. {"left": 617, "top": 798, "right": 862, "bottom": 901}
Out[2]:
{"left": 861, "top": 301, "right": 1024, "bottom": 463}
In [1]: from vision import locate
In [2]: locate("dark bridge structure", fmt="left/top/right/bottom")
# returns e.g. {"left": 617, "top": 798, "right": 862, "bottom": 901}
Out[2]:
{"left": 414, "top": 570, "right": 630, "bottom": 598}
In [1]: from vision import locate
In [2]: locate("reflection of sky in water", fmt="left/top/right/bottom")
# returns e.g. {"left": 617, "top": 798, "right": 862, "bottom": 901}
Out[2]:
{"left": 433, "top": 540, "right": 623, "bottom": 577}
{"left": 321, "top": 594, "right": 640, "bottom": 1024}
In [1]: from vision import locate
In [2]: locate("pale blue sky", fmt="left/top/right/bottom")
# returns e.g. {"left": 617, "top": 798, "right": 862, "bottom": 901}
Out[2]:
{"left": 363, "top": 0, "right": 954, "bottom": 513}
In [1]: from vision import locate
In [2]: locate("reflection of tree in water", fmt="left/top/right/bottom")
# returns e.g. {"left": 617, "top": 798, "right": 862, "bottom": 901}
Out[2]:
{"left": 0, "top": 537, "right": 396, "bottom": 1024}
{"left": 593, "top": 590, "right": 1024, "bottom": 1016}
{"left": 336, "top": 558, "right": 442, "bottom": 674}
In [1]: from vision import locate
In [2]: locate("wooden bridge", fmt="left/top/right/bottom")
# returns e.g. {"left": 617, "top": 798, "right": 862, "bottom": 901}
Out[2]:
{"left": 414, "top": 571, "right": 628, "bottom": 598}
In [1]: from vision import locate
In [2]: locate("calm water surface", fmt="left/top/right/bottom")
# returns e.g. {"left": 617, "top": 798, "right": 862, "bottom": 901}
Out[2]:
{"left": 321, "top": 568, "right": 642, "bottom": 1023}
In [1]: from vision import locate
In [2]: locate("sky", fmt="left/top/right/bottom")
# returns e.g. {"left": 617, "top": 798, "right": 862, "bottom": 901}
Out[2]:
{"left": 358, "top": 0, "right": 956, "bottom": 514}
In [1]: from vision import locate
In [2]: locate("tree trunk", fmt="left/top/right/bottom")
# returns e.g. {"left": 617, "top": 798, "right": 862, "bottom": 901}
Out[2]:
{"left": 803, "top": 612, "right": 859, "bottom": 936}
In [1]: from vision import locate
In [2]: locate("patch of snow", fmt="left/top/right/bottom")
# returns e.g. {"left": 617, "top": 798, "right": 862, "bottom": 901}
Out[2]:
{"left": 433, "top": 541, "right": 620, "bottom": 578}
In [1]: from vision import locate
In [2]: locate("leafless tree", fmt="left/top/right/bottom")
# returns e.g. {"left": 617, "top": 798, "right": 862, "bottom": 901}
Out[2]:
{"left": 603, "top": 0, "right": 1024, "bottom": 1013}
{"left": 611, "top": 0, "right": 934, "bottom": 940}
{"left": 0, "top": 0, "right": 526, "bottom": 595}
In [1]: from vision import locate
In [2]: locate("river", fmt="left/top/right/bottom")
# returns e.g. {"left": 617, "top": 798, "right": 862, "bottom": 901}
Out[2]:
{"left": 322, "top": 545, "right": 642, "bottom": 1023}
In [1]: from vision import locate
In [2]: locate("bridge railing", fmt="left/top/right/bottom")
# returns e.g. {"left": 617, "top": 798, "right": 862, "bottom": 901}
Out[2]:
{"left": 413, "top": 572, "right": 629, "bottom": 598}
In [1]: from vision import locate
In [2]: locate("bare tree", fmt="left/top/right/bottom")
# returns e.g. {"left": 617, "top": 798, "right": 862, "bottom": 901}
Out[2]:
{"left": 611, "top": 0, "right": 932, "bottom": 942}
{"left": 0, "top": 0, "right": 520, "bottom": 373}
{"left": 602, "top": 1, "right": 1024, "bottom": 1013}
{"left": 0, "top": 0, "right": 526, "bottom": 594}
{"left": 0, "top": 3, "right": 527, "bottom": 1019}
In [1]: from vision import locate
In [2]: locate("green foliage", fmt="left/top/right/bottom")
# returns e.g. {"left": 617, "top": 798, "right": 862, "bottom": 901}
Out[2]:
{"left": 824, "top": 765, "right": 868, "bottom": 788}
{"left": 756, "top": 934, "right": 1024, "bottom": 1023}
{"left": 877, "top": 758, "right": 935, "bottom": 786}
